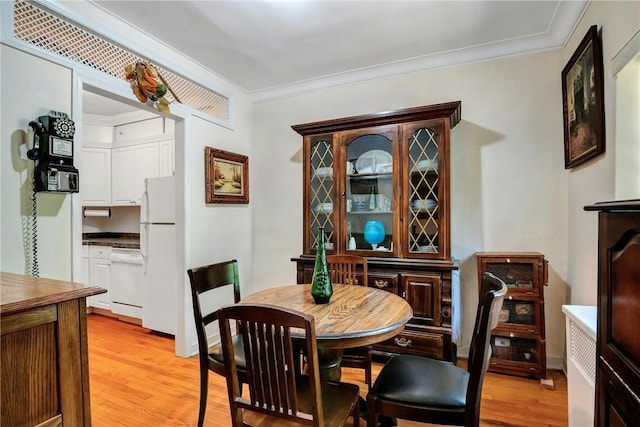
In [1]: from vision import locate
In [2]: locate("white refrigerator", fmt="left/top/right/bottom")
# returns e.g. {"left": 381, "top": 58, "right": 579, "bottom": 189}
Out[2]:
{"left": 140, "top": 175, "right": 176, "bottom": 335}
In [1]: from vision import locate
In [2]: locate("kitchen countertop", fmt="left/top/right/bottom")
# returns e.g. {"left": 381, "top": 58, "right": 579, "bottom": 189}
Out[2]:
{"left": 82, "top": 232, "right": 140, "bottom": 249}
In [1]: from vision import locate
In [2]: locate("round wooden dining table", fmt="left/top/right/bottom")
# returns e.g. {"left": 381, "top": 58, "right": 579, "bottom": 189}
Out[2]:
{"left": 240, "top": 283, "right": 412, "bottom": 381}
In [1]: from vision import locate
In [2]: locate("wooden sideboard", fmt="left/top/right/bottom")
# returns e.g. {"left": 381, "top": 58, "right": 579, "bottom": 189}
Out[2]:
{"left": 1, "top": 272, "right": 106, "bottom": 426}
{"left": 584, "top": 200, "right": 640, "bottom": 426}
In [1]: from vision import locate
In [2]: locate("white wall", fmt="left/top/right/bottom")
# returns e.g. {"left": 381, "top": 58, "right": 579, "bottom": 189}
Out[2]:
{"left": 181, "top": 92, "right": 255, "bottom": 355}
{"left": 614, "top": 55, "right": 640, "bottom": 200}
{"left": 251, "top": 0, "right": 640, "bottom": 369}
{"left": 252, "top": 49, "right": 569, "bottom": 365}
{"left": 0, "top": 44, "right": 74, "bottom": 279}
{"left": 564, "top": 1, "right": 640, "bottom": 307}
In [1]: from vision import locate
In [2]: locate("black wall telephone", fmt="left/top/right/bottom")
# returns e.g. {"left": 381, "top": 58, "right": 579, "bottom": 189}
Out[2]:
{"left": 28, "top": 111, "right": 79, "bottom": 193}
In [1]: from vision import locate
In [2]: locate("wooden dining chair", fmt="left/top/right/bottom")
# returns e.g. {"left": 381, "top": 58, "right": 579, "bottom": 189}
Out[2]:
{"left": 326, "top": 254, "right": 372, "bottom": 389}
{"left": 366, "top": 272, "right": 507, "bottom": 427}
{"left": 187, "top": 259, "right": 247, "bottom": 427}
{"left": 219, "top": 303, "right": 361, "bottom": 427}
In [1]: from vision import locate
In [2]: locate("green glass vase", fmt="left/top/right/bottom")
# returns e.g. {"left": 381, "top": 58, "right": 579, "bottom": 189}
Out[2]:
{"left": 310, "top": 227, "right": 333, "bottom": 304}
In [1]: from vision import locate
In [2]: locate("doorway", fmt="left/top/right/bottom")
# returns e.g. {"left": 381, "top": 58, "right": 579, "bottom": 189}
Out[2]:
{"left": 74, "top": 81, "right": 188, "bottom": 357}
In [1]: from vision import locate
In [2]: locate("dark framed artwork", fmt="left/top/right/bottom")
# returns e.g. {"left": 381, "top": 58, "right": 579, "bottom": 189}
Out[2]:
{"left": 205, "top": 147, "right": 249, "bottom": 204}
{"left": 562, "top": 25, "right": 605, "bottom": 169}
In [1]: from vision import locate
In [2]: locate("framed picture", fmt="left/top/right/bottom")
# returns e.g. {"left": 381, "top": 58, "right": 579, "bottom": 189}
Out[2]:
{"left": 562, "top": 25, "right": 605, "bottom": 169}
{"left": 205, "top": 147, "right": 249, "bottom": 204}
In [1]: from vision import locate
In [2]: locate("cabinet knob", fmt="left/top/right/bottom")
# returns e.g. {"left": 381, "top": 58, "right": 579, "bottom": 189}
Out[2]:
{"left": 509, "top": 333, "right": 514, "bottom": 338}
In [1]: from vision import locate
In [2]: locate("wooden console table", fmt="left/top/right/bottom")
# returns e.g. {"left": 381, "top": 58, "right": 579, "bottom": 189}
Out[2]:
{"left": 1, "top": 272, "right": 106, "bottom": 426}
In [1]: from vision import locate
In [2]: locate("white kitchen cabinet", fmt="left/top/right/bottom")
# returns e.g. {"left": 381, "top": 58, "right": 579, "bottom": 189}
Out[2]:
{"left": 80, "top": 147, "right": 111, "bottom": 206}
{"left": 158, "top": 138, "right": 175, "bottom": 177}
{"left": 81, "top": 245, "right": 90, "bottom": 285}
{"left": 88, "top": 246, "right": 112, "bottom": 310}
{"left": 111, "top": 142, "right": 159, "bottom": 205}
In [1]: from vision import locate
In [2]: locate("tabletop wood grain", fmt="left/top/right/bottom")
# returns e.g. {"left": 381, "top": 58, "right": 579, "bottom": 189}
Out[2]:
{"left": 241, "top": 284, "right": 413, "bottom": 349}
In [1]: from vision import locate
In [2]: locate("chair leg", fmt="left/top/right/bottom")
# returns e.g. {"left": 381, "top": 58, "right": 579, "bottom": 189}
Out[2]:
{"left": 365, "top": 348, "right": 372, "bottom": 390}
{"left": 366, "top": 394, "right": 378, "bottom": 427}
{"left": 197, "top": 367, "right": 208, "bottom": 427}
{"left": 353, "top": 403, "right": 360, "bottom": 427}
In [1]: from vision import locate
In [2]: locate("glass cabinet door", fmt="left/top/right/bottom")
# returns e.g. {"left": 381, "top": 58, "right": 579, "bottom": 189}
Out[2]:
{"left": 342, "top": 127, "right": 397, "bottom": 256}
{"left": 308, "top": 135, "right": 335, "bottom": 253}
{"left": 403, "top": 120, "right": 447, "bottom": 258}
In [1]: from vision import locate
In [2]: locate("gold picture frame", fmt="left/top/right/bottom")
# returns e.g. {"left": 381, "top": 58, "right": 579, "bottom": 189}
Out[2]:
{"left": 561, "top": 25, "right": 605, "bottom": 169}
{"left": 205, "top": 147, "right": 249, "bottom": 204}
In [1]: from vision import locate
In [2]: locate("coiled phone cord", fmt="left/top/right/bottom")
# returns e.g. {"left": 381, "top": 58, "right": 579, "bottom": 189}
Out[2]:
{"left": 31, "top": 173, "right": 39, "bottom": 277}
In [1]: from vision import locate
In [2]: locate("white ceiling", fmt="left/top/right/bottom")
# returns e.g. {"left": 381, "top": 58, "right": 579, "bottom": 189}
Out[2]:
{"left": 84, "top": 0, "right": 588, "bottom": 113}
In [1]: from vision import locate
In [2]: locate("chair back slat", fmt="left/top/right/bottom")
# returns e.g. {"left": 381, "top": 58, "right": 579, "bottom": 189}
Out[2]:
{"left": 219, "top": 304, "right": 324, "bottom": 426}
{"left": 326, "top": 254, "right": 368, "bottom": 286}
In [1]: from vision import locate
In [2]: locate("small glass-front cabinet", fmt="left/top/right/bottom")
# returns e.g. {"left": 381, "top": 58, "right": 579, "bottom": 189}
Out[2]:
{"left": 476, "top": 252, "right": 548, "bottom": 379}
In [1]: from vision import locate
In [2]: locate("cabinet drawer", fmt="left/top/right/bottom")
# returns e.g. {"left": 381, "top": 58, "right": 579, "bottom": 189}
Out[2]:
{"left": 367, "top": 272, "right": 398, "bottom": 294}
{"left": 89, "top": 245, "right": 112, "bottom": 259}
{"left": 375, "top": 330, "right": 443, "bottom": 359}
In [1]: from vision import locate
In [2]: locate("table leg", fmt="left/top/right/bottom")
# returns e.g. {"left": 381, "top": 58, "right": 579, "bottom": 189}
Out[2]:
{"left": 316, "top": 347, "right": 342, "bottom": 382}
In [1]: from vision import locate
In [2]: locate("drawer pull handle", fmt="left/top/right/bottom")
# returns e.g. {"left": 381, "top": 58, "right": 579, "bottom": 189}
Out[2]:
{"left": 374, "top": 280, "right": 389, "bottom": 288}
{"left": 394, "top": 337, "right": 412, "bottom": 348}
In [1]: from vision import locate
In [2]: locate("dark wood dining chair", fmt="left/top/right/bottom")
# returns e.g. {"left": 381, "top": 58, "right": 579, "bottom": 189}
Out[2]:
{"left": 219, "top": 303, "right": 361, "bottom": 427}
{"left": 326, "top": 254, "right": 372, "bottom": 389}
{"left": 366, "top": 272, "right": 507, "bottom": 427}
{"left": 187, "top": 259, "right": 247, "bottom": 427}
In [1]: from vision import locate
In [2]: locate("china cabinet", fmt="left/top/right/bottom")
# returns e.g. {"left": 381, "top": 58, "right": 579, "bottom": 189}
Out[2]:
{"left": 584, "top": 200, "right": 640, "bottom": 426}
{"left": 476, "top": 252, "right": 548, "bottom": 379}
{"left": 292, "top": 102, "right": 461, "bottom": 361}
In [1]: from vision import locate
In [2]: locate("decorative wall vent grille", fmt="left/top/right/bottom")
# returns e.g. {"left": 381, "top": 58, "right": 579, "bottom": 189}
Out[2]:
{"left": 569, "top": 318, "right": 596, "bottom": 384}
{"left": 12, "top": 0, "right": 229, "bottom": 122}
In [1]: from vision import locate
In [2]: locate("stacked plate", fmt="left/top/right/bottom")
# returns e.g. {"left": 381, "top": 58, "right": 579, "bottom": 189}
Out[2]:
{"left": 413, "top": 159, "right": 438, "bottom": 172}
{"left": 312, "top": 203, "right": 333, "bottom": 214}
{"left": 315, "top": 167, "right": 333, "bottom": 178}
{"left": 411, "top": 199, "right": 437, "bottom": 210}
{"left": 355, "top": 150, "right": 392, "bottom": 174}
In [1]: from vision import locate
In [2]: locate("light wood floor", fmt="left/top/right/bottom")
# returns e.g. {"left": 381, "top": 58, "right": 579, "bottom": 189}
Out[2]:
{"left": 87, "top": 314, "right": 568, "bottom": 426}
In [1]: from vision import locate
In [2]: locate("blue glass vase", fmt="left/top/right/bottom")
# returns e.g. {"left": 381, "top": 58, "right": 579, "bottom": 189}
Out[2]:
{"left": 363, "top": 220, "right": 385, "bottom": 250}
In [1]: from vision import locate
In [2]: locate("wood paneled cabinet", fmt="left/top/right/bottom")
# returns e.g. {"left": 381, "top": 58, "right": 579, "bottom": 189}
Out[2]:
{"left": 584, "top": 200, "right": 640, "bottom": 427}
{"left": 476, "top": 252, "right": 548, "bottom": 379}
{"left": 292, "top": 102, "right": 461, "bottom": 361}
